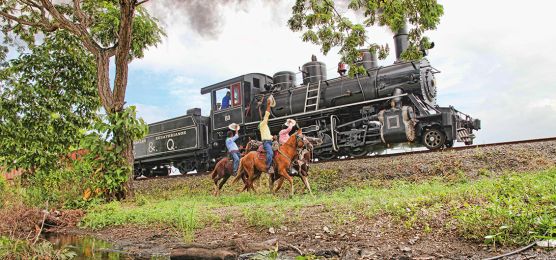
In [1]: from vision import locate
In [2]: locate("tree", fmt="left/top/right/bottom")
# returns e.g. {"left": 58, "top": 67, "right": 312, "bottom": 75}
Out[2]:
{"left": 288, "top": 0, "right": 443, "bottom": 75}
{"left": 0, "top": 30, "right": 98, "bottom": 173}
{"left": 0, "top": 0, "right": 164, "bottom": 198}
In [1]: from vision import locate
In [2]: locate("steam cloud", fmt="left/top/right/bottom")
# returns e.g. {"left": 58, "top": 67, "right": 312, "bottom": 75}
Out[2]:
{"left": 146, "top": 0, "right": 280, "bottom": 39}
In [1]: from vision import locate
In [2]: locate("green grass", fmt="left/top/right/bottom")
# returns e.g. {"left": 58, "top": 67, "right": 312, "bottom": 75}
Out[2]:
{"left": 81, "top": 168, "right": 556, "bottom": 246}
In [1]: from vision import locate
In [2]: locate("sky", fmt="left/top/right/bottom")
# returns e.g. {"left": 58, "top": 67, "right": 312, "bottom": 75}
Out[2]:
{"left": 124, "top": 0, "right": 556, "bottom": 144}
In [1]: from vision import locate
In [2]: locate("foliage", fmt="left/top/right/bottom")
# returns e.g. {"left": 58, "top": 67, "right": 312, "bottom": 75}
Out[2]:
{"left": 0, "top": 236, "right": 76, "bottom": 260}
{"left": 84, "top": 1, "right": 166, "bottom": 60}
{"left": 0, "top": 0, "right": 165, "bottom": 199}
{"left": 80, "top": 106, "right": 148, "bottom": 199}
{"left": 288, "top": 0, "right": 443, "bottom": 75}
{"left": 0, "top": 30, "right": 99, "bottom": 173}
{"left": 0, "top": 174, "right": 5, "bottom": 196}
{"left": 0, "top": 1, "right": 164, "bottom": 61}
{"left": 21, "top": 159, "right": 104, "bottom": 209}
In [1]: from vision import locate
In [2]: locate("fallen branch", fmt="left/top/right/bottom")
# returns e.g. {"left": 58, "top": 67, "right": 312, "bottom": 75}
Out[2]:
{"left": 483, "top": 241, "right": 537, "bottom": 260}
{"left": 285, "top": 243, "right": 303, "bottom": 255}
{"left": 32, "top": 202, "right": 49, "bottom": 245}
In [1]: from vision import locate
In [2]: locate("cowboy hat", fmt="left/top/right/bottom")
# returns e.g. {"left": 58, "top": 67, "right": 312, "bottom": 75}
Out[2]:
{"left": 228, "top": 123, "right": 240, "bottom": 131}
{"left": 267, "top": 95, "right": 276, "bottom": 108}
{"left": 284, "top": 118, "right": 296, "bottom": 127}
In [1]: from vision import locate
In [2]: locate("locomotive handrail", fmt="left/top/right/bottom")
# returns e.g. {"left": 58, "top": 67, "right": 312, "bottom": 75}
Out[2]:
{"left": 243, "top": 93, "right": 408, "bottom": 126}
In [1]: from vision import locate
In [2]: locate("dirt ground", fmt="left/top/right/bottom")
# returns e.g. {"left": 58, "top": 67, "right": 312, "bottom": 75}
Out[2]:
{"left": 59, "top": 140, "right": 556, "bottom": 259}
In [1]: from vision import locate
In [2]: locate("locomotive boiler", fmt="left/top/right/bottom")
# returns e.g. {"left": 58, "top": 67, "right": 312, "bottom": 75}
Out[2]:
{"left": 133, "top": 25, "right": 481, "bottom": 176}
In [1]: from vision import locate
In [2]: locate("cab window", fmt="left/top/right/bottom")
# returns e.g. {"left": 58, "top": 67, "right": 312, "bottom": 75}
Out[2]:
{"left": 231, "top": 82, "right": 241, "bottom": 107}
{"left": 215, "top": 88, "right": 231, "bottom": 110}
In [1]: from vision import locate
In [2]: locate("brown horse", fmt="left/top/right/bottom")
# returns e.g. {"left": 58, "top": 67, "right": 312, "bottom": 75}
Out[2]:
{"left": 210, "top": 139, "right": 261, "bottom": 196}
{"left": 233, "top": 129, "right": 305, "bottom": 196}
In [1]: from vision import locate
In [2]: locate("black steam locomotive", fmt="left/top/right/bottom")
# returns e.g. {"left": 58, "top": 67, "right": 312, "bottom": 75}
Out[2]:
{"left": 133, "top": 26, "right": 481, "bottom": 176}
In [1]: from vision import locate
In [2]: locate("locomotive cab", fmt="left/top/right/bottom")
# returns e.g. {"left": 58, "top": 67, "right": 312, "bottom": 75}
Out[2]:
{"left": 200, "top": 73, "right": 272, "bottom": 155}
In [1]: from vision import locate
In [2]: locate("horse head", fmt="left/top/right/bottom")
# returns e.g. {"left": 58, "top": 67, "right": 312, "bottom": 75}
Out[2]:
{"left": 294, "top": 129, "right": 305, "bottom": 148}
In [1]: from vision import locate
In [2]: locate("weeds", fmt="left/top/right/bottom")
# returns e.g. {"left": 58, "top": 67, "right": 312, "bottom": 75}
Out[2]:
{"left": 455, "top": 169, "right": 556, "bottom": 245}
{"left": 243, "top": 208, "right": 286, "bottom": 228}
{"left": 175, "top": 207, "right": 199, "bottom": 242}
{"left": 0, "top": 236, "right": 76, "bottom": 260}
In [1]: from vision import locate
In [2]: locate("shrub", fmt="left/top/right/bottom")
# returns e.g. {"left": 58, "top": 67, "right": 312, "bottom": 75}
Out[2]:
{"left": 22, "top": 158, "right": 104, "bottom": 209}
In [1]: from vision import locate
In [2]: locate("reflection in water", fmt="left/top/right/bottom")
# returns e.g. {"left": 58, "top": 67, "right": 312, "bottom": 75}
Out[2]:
{"left": 44, "top": 233, "right": 129, "bottom": 260}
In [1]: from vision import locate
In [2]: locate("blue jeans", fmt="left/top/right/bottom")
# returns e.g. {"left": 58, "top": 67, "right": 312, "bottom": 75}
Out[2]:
{"left": 230, "top": 151, "right": 241, "bottom": 174}
{"left": 263, "top": 140, "right": 273, "bottom": 169}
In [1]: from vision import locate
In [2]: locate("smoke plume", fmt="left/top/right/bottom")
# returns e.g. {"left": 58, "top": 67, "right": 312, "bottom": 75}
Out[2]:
{"left": 146, "top": 0, "right": 280, "bottom": 39}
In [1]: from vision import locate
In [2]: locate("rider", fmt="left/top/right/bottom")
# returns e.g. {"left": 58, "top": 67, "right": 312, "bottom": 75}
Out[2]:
{"left": 259, "top": 97, "right": 274, "bottom": 174}
{"left": 225, "top": 126, "right": 241, "bottom": 175}
{"left": 278, "top": 119, "right": 296, "bottom": 145}
{"left": 221, "top": 91, "right": 231, "bottom": 109}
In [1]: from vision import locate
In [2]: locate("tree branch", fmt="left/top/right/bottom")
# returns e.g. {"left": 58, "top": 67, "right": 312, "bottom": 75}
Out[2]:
{"left": 37, "top": 0, "right": 101, "bottom": 55}
{"left": 0, "top": 8, "right": 58, "bottom": 32}
{"left": 73, "top": 0, "right": 91, "bottom": 27}
{"left": 136, "top": 0, "right": 150, "bottom": 6}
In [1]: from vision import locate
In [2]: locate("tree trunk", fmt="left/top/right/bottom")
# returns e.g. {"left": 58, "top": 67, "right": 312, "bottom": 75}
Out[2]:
{"left": 122, "top": 140, "right": 135, "bottom": 199}
{"left": 112, "top": 0, "right": 137, "bottom": 200}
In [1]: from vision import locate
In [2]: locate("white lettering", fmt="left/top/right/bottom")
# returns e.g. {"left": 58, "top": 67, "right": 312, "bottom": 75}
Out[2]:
{"left": 167, "top": 139, "right": 176, "bottom": 151}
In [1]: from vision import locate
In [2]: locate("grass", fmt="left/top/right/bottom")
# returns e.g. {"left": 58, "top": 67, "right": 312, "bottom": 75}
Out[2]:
{"left": 81, "top": 167, "right": 556, "bottom": 246}
{"left": 0, "top": 236, "right": 76, "bottom": 260}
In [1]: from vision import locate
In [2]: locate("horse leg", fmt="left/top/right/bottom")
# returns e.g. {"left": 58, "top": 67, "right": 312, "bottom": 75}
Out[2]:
{"left": 217, "top": 174, "right": 231, "bottom": 196}
{"left": 276, "top": 164, "right": 294, "bottom": 197}
{"left": 300, "top": 174, "right": 313, "bottom": 196}
{"left": 213, "top": 171, "right": 222, "bottom": 196}
{"left": 251, "top": 169, "right": 263, "bottom": 193}
{"left": 273, "top": 177, "right": 285, "bottom": 193}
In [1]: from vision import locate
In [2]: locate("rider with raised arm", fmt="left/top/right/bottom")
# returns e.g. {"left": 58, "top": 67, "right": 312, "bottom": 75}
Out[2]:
{"left": 225, "top": 125, "right": 240, "bottom": 175}
{"left": 259, "top": 97, "right": 274, "bottom": 174}
{"left": 279, "top": 119, "right": 296, "bottom": 145}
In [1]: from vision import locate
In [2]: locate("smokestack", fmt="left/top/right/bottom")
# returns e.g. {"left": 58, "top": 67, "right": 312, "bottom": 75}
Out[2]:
{"left": 393, "top": 23, "right": 409, "bottom": 61}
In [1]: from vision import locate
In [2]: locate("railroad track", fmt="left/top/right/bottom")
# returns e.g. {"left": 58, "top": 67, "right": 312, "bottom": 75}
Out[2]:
{"left": 136, "top": 136, "right": 556, "bottom": 181}
{"left": 312, "top": 136, "right": 556, "bottom": 165}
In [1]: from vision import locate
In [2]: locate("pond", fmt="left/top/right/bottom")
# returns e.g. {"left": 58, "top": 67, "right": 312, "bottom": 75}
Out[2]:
{"left": 44, "top": 233, "right": 133, "bottom": 260}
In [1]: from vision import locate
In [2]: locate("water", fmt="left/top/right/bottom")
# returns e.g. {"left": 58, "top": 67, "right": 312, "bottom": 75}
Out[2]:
{"left": 44, "top": 233, "right": 130, "bottom": 260}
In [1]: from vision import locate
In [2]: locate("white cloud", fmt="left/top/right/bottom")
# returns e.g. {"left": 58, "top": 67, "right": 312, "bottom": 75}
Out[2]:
{"left": 133, "top": 103, "right": 170, "bottom": 124}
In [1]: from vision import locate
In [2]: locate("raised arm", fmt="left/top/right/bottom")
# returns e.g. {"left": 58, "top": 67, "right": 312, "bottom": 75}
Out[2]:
{"left": 279, "top": 125, "right": 293, "bottom": 135}
{"left": 232, "top": 128, "right": 239, "bottom": 141}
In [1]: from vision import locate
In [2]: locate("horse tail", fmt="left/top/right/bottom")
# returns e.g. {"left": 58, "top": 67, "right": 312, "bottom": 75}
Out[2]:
{"left": 231, "top": 157, "right": 244, "bottom": 185}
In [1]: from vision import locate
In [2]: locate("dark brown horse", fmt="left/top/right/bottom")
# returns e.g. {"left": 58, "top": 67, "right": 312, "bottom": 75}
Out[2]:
{"left": 233, "top": 129, "right": 305, "bottom": 196}
{"left": 211, "top": 139, "right": 260, "bottom": 196}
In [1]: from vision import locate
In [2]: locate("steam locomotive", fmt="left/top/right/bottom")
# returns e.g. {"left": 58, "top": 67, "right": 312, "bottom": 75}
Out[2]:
{"left": 133, "top": 25, "right": 481, "bottom": 176}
